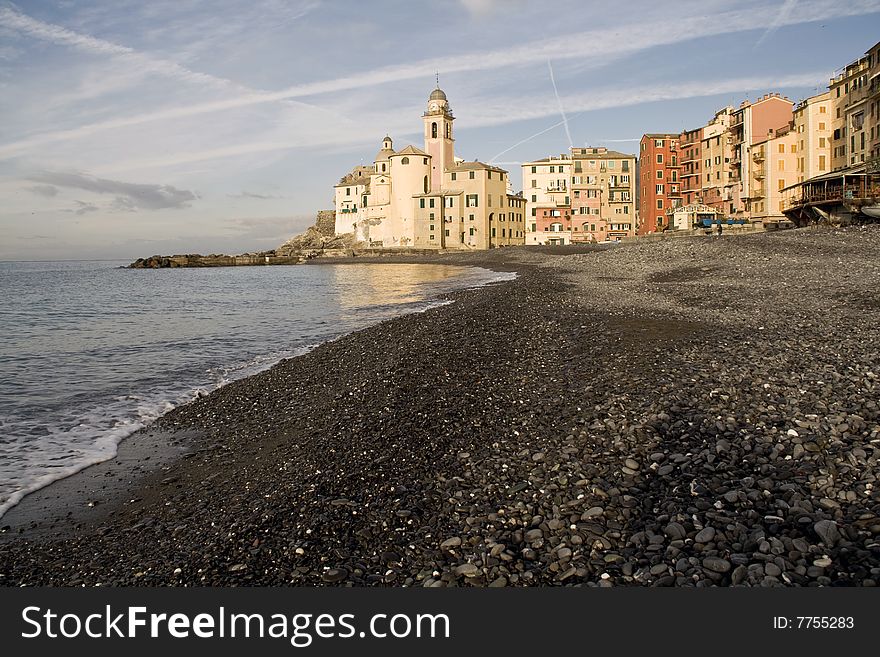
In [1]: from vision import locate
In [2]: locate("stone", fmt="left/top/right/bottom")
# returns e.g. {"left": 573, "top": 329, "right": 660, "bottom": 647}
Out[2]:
{"left": 440, "top": 537, "right": 462, "bottom": 549}
{"left": 454, "top": 563, "right": 479, "bottom": 578}
{"left": 814, "top": 520, "right": 841, "bottom": 547}
{"left": 664, "top": 522, "right": 687, "bottom": 540}
{"left": 321, "top": 568, "right": 348, "bottom": 583}
{"left": 695, "top": 527, "right": 716, "bottom": 544}
{"left": 702, "top": 557, "right": 732, "bottom": 574}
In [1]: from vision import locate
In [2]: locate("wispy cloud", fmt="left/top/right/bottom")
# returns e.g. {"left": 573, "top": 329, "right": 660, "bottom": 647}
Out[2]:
{"left": 227, "top": 191, "right": 285, "bottom": 200}
{"left": 755, "top": 0, "right": 800, "bottom": 48}
{"left": 1, "top": 0, "right": 873, "bottom": 161}
{"left": 70, "top": 200, "right": 100, "bottom": 215}
{"left": 486, "top": 72, "right": 825, "bottom": 160}
{"left": 26, "top": 184, "right": 58, "bottom": 197}
{"left": 29, "top": 171, "right": 198, "bottom": 210}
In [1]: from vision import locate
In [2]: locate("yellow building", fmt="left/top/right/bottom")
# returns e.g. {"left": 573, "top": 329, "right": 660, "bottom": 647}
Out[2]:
{"left": 749, "top": 124, "right": 798, "bottom": 224}
{"left": 700, "top": 106, "right": 734, "bottom": 215}
{"left": 793, "top": 92, "right": 831, "bottom": 182}
{"left": 830, "top": 53, "right": 870, "bottom": 171}
{"left": 333, "top": 88, "right": 523, "bottom": 249}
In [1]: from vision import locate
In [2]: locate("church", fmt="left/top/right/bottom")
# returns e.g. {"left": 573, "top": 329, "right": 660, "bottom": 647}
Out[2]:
{"left": 333, "top": 87, "right": 526, "bottom": 249}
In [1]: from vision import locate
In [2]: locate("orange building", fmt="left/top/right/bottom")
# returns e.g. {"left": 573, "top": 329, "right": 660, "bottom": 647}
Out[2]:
{"left": 638, "top": 133, "right": 681, "bottom": 234}
{"left": 679, "top": 126, "right": 703, "bottom": 205}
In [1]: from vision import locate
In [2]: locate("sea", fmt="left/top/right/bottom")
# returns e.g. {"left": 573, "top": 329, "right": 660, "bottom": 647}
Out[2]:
{"left": 0, "top": 260, "right": 514, "bottom": 519}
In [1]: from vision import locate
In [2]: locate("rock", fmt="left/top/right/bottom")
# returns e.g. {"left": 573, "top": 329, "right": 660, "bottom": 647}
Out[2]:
{"left": 694, "top": 527, "right": 716, "bottom": 544}
{"left": 664, "top": 522, "right": 687, "bottom": 540}
{"left": 321, "top": 568, "right": 348, "bottom": 583}
{"left": 624, "top": 458, "right": 640, "bottom": 470}
{"left": 814, "top": 520, "right": 841, "bottom": 547}
{"left": 454, "top": 563, "right": 479, "bottom": 578}
{"left": 440, "top": 537, "right": 462, "bottom": 549}
{"left": 702, "top": 557, "right": 732, "bottom": 574}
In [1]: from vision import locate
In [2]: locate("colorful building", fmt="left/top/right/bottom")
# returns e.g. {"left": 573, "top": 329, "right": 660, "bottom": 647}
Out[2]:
{"left": 570, "top": 147, "right": 637, "bottom": 241}
{"left": 679, "top": 126, "right": 703, "bottom": 206}
{"left": 521, "top": 155, "right": 571, "bottom": 244}
{"left": 333, "top": 87, "right": 523, "bottom": 249}
{"left": 700, "top": 107, "right": 735, "bottom": 215}
{"left": 638, "top": 134, "right": 680, "bottom": 234}
{"left": 830, "top": 51, "right": 871, "bottom": 171}
{"left": 793, "top": 92, "right": 831, "bottom": 183}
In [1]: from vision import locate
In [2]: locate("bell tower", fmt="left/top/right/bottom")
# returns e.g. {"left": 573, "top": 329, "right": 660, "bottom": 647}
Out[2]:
{"left": 423, "top": 85, "right": 455, "bottom": 191}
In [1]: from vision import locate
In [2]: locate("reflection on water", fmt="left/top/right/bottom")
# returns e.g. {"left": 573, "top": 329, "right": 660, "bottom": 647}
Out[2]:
{"left": 330, "top": 263, "right": 481, "bottom": 311}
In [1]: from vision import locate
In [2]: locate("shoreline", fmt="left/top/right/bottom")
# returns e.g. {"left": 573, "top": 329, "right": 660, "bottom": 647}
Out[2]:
{"left": 0, "top": 258, "right": 525, "bottom": 537}
{"left": 2, "top": 229, "right": 878, "bottom": 587}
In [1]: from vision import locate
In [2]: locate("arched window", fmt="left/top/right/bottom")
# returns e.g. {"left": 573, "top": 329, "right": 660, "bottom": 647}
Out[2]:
{"left": 446, "top": 123, "right": 450, "bottom": 139}
{"left": 423, "top": 176, "right": 428, "bottom": 194}
{"left": 431, "top": 122, "right": 437, "bottom": 138}
{"left": 381, "top": 163, "right": 386, "bottom": 172}
{"left": 401, "top": 157, "right": 409, "bottom": 165}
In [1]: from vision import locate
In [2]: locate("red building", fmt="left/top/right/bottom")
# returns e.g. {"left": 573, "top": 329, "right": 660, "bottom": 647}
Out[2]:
{"left": 679, "top": 126, "right": 703, "bottom": 205}
{"left": 638, "top": 134, "right": 681, "bottom": 235}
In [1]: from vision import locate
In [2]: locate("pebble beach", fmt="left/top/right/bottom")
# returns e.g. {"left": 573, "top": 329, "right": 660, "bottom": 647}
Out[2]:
{"left": 1, "top": 226, "right": 879, "bottom": 587}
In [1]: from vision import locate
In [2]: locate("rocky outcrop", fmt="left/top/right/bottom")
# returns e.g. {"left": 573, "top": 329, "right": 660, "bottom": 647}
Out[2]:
{"left": 128, "top": 210, "right": 357, "bottom": 268}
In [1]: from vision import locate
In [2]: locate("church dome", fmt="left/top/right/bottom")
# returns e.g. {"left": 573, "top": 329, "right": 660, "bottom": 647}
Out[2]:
{"left": 429, "top": 87, "right": 447, "bottom": 101}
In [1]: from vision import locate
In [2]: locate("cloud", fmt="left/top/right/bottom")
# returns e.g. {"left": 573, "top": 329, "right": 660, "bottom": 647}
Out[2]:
{"left": 26, "top": 184, "right": 58, "bottom": 197}
{"left": 224, "top": 216, "right": 311, "bottom": 241}
{"left": 755, "top": 0, "right": 800, "bottom": 48}
{"left": 1, "top": 0, "right": 874, "bottom": 160}
{"left": 71, "top": 200, "right": 99, "bottom": 215}
{"left": 29, "top": 171, "right": 198, "bottom": 210}
{"left": 458, "top": 0, "right": 502, "bottom": 15}
{"left": 227, "top": 191, "right": 285, "bottom": 200}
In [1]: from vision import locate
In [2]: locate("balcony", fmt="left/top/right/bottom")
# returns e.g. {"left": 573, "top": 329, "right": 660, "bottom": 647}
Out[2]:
{"left": 546, "top": 185, "right": 567, "bottom": 193}
{"left": 753, "top": 151, "right": 765, "bottom": 162}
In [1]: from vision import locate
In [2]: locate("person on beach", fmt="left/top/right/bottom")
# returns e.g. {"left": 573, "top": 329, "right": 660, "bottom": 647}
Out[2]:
{"left": 717, "top": 222, "right": 723, "bottom": 237}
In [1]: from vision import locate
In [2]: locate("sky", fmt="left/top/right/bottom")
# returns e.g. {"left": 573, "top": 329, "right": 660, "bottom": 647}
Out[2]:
{"left": 1, "top": 0, "right": 879, "bottom": 260}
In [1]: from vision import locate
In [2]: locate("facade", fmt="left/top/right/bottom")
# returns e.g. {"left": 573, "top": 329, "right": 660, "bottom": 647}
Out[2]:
{"left": 638, "top": 134, "right": 680, "bottom": 234}
{"left": 333, "top": 87, "right": 523, "bottom": 249}
{"left": 869, "top": 41, "right": 880, "bottom": 163}
{"left": 729, "top": 94, "right": 794, "bottom": 222}
{"left": 679, "top": 126, "right": 703, "bottom": 206}
{"left": 748, "top": 124, "right": 798, "bottom": 223}
{"left": 666, "top": 203, "right": 722, "bottom": 231}
{"left": 570, "top": 147, "right": 637, "bottom": 241}
{"left": 793, "top": 92, "right": 831, "bottom": 182}
{"left": 700, "top": 107, "right": 734, "bottom": 215}
{"left": 830, "top": 52, "right": 871, "bottom": 171}
{"left": 534, "top": 204, "right": 574, "bottom": 244}
{"left": 521, "top": 155, "right": 571, "bottom": 244}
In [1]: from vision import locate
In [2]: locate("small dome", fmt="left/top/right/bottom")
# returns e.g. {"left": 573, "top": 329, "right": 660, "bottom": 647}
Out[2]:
{"left": 429, "top": 87, "right": 447, "bottom": 101}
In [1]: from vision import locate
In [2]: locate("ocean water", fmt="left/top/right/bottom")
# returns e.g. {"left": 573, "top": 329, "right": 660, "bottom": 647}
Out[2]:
{"left": 0, "top": 260, "right": 514, "bottom": 519}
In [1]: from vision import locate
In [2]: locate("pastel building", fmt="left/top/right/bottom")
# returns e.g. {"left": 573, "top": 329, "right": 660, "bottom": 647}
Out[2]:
{"left": 638, "top": 134, "right": 681, "bottom": 234}
{"left": 679, "top": 126, "right": 703, "bottom": 206}
{"left": 748, "top": 123, "right": 798, "bottom": 222}
{"left": 521, "top": 155, "right": 572, "bottom": 244}
{"left": 570, "top": 147, "right": 637, "bottom": 241}
{"left": 869, "top": 41, "right": 880, "bottom": 162}
{"left": 700, "top": 107, "right": 735, "bottom": 215}
{"left": 333, "top": 87, "right": 523, "bottom": 249}
{"left": 793, "top": 92, "right": 831, "bottom": 182}
{"left": 729, "top": 93, "right": 794, "bottom": 222}
{"left": 830, "top": 52, "right": 870, "bottom": 171}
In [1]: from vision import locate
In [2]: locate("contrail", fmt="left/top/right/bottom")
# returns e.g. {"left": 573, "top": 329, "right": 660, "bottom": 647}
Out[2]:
{"left": 548, "top": 60, "right": 574, "bottom": 149}
{"left": 489, "top": 118, "right": 568, "bottom": 163}
{"left": 754, "top": 0, "right": 799, "bottom": 49}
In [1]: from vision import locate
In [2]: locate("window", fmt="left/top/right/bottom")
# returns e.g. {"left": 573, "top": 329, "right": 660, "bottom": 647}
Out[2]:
{"left": 469, "top": 171, "right": 475, "bottom": 179}
{"left": 466, "top": 194, "right": 478, "bottom": 207}
{"left": 778, "top": 144, "right": 785, "bottom": 154}
{"left": 429, "top": 198, "right": 435, "bottom": 208}
{"left": 469, "top": 214, "right": 475, "bottom": 221}
{"left": 431, "top": 122, "right": 437, "bottom": 138}
{"left": 445, "top": 229, "right": 449, "bottom": 237}
{"left": 656, "top": 199, "right": 663, "bottom": 209}
{"left": 656, "top": 154, "right": 663, "bottom": 164}
{"left": 819, "top": 155, "right": 826, "bottom": 170}
{"left": 451, "top": 172, "right": 457, "bottom": 181}
{"left": 492, "top": 228, "right": 496, "bottom": 237}
{"left": 656, "top": 184, "right": 664, "bottom": 194}
{"left": 531, "top": 166, "right": 537, "bottom": 173}
{"left": 429, "top": 212, "right": 434, "bottom": 220}
{"left": 488, "top": 171, "right": 492, "bottom": 179}
{"left": 655, "top": 139, "right": 664, "bottom": 147}
{"left": 621, "top": 175, "right": 630, "bottom": 184}
{"left": 531, "top": 208, "right": 536, "bottom": 216}
{"left": 429, "top": 224, "right": 434, "bottom": 231}
{"left": 549, "top": 166, "right": 555, "bottom": 173}
{"left": 778, "top": 160, "right": 784, "bottom": 171}
{"left": 469, "top": 227, "right": 475, "bottom": 236}
{"left": 446, "top": 197, "right": 454, "bottom": 208}
{"left": 778, "top": 180, "right": 785, "bottom": 190}
{"left": 656, "top": 170, "right": 663, "bottom": 179}
{"left": 531, "top": 179, "right": 537, "bottom": 188}
{"left": 819, "top": 122, "right": 826, "bottom": 131}
{"left": 820, "top": 105, "right": 826, "bottom": 113}
{"left": 419, "top": 199, "right": 425, "bottom": 208}
{"left": 401, "top": 157, "right": 409, "bottom": 164}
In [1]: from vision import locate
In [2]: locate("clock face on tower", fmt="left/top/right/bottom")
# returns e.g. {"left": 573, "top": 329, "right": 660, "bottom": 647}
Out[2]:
{"left": 429, "top": 102, "right": 438, "bottom": 112}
